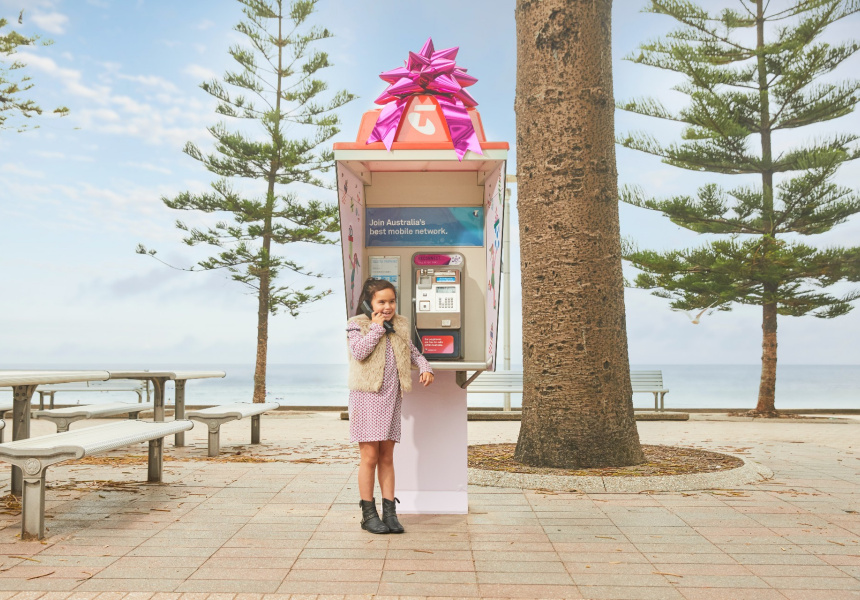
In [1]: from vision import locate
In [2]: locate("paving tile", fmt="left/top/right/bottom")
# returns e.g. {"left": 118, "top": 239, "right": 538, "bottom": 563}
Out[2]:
{"left": 676, "top": 588, "right": 788, "bottom": 600}
{"left": 93, "top": 567, "right": 198, "bottom": 580}
{"left": 475, "top": 570, "right": 575, "bottom": 585}
{"left": 471, "top": 550, "right": 561, "bottom": 563}
{"left": 274, "top": 583, "right": 379, "bottom": 596}
{"left": 375, "top": 582, "right": 481, "bottom": 596}
{"left": 570, "top": 574, "right": 671, "bottom": 587}
{"left": 745, "top": 563, "right": 847, "bottom": 577}
{"left": 289, "top": 558, "right": 384, "bottom": 571}
{"left": 283, "top": 570, "right": 380, "bottom": 583}
{"left": 379, "top": 570, "right": 476, "bottom": 584}
{"left": 565, "top": 561, "right": 657, "bottom": 575}
{"left": 779, "top": 591, "right": 860, "bottom": 600}
{"left": 381, "top": 559, "right": 476, "bottom": 572}
{"left": 188, "top": 568, "right": 287, "bottom": 581}
{"left": 761, "top": 575, "right": 860, "bottom": 589}
{"left": 172, "top": 583, "right": 279, "bottom": 595}
{"left": 577, "top": 586, "right": 684, "bottom": 600}
{"left": 74, "top": 581, "right": 184, "bottom": 593}
{"left": 474, "top": 560, "right": 567, "bottom": 573}
{"left": 478, "top": 584, "right": 582, "bottom": 599}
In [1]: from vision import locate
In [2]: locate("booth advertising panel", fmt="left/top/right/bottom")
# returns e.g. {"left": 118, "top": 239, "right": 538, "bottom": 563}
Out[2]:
{"left": 484, "top": 164, "right": 505, "bottom": 370}
{"left": 366, "top": 207, "right": 484, "bottom": 247}
{"left": 339, "top": 166, "right": 365, "bottom": 315}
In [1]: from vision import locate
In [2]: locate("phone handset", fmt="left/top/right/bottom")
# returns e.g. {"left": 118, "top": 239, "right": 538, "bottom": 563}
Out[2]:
{"left": 360, "top": 300, "right": 395, "bottom": 333}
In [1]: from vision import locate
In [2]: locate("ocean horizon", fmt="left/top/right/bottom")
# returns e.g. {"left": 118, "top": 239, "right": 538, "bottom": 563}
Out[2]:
{"left": 2, "top": 363, "right": 858, "bottom": 411}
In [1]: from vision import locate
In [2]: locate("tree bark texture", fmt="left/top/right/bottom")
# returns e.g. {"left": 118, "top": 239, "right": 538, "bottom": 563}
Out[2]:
{"left": 755, "top": 298, "right": 778, "bottom": 415}
{"left": 253, "top": 269, "right": 269, "bottom": 404}
{"left": 513, "top": 0, "right": 644, "bottom": 467}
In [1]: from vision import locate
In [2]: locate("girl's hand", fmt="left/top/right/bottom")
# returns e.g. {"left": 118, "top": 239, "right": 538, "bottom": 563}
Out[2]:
{"left": 371, "top": 311, "right": 387, "bottom": 328}
{"left": 419, "top": 371, "right": 434, "bottom": 387}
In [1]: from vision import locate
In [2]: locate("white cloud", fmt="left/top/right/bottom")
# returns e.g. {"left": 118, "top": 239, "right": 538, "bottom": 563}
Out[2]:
{"left": 1, "top": 163, "right": 45, "bottom": 178}
{"left": 122, "top": 161, "right": 171, "bottom": 174}
{"left": 196, "top": 19, "right": 215, "bottom": 30}
{"left": 17, "top": 51, "right": 108, "bottom": 101}
{"left": 16, "top": 52, "right": 212, "bottom": 147}
{"left": 184, "top": 64, "right": 218, "bottom": 82}
{"left": 33, "top": 150, "right": 95, "bottom": 162}
{"left": 117, "top": 73, "right": 179, "bottom": 93}
{"left": 31, "top": 11, "right": 69, "bottom": 34}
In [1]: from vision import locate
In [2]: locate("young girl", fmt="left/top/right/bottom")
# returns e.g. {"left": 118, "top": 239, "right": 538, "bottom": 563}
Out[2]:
{"left": 347, "top": 278, "right": 434, "bottom": 534}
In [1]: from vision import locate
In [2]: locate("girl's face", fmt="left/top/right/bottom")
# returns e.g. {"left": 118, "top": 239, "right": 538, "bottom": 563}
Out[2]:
{"left": 371, "top": 288, "right": 396, "bottom": 321}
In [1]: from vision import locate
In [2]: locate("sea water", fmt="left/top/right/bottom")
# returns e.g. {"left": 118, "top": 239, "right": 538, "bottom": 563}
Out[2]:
{"left": 2, "top": 363, "right": 858, "bottom": 410}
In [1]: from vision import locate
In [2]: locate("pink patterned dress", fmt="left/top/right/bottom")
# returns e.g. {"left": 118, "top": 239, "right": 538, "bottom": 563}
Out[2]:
{"left": 347, "top": 321, "right": 433, "bottom": 443}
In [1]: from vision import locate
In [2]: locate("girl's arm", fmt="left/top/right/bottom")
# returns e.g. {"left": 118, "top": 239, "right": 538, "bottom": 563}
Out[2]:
{"left": 409, "top": 340, "right": 433, "bottom": 374}
{"left": 347, "top": 322, "right": 385, "bottom": 361}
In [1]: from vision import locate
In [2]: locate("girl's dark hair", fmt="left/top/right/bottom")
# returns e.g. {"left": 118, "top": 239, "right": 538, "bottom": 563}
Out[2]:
{"left": 355, "top": 278, "right": 397, "bottom": 315}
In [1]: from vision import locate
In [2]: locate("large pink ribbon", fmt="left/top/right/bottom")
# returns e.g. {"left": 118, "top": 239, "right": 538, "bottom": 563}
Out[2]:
{"left": 367, "top": 38, "right": 483, "bottom": 161}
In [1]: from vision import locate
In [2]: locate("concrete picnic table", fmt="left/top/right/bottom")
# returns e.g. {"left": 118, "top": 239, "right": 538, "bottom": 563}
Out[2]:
{"left": 106, "top": 371, "right": 226, "bottom": 447}
{"left": 0, "top": 370, "right": 111, "bottom": 494}
{"left": 0, "top": 370, "right": 225, "bottom": 495}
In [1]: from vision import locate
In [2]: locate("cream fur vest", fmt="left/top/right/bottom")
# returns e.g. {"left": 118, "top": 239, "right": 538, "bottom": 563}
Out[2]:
{"left": 347, "top": 314, "right": 413, "bottom": 393}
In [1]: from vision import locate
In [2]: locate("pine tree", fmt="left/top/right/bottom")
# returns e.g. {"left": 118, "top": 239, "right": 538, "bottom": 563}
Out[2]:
{"left": 138, "top": 0, "right": 355, "bottom": 402}
{"left": 618, "top": 0, "right": 860, "bottom": 415}
{"left": 1, "top": 12, "right": 69, "bottom": 132}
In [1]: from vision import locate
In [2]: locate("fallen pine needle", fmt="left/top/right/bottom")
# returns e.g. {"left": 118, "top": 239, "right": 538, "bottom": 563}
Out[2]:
{"left": 27, "top": 570, "right": 55, "bottom": 580}
{"left": 596, "top": 536, "right": 616, "bottom": 540}
{"left": 828, "top": 540, "right": 846, "bottom": 546}
{"left": 413, "top": 549, "right": 434, "bottom": 554}
{"left": 10, "top": 556, "right": 39, "bottom": 562}
{"left": 654, "top": 571, "right": 683, "bottom": 577}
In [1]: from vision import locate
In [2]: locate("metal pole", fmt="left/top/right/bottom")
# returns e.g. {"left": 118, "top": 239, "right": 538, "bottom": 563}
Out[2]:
{"left": 503, "top": 184, "right": 513, "bottom": 411}
{"left": 11, "top": 384, "right": 36, "bottom": 496}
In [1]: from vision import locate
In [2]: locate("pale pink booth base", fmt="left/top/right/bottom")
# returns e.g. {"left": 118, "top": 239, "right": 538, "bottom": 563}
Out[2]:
{"left": 394, "top": 370, "right": 468, "bottom": 514}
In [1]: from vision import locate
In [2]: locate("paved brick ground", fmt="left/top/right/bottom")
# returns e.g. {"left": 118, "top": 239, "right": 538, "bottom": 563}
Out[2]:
{"left": 0, "top": 412, "right": 858, "bottom": 599}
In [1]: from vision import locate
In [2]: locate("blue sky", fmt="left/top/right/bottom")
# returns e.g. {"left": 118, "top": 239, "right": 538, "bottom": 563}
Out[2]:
{"left": 1, "top": 0, "right": 859, "bottom": 368}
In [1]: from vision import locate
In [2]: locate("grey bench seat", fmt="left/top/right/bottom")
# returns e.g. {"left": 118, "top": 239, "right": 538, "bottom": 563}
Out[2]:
{"left": 0, "top": 419, "right": 193, "bottom": 540}
{"left": 466, "top": 370, "right": 671, "bottom": 411}
{"left": 33, "top": 402, "right": 157, "bottom": 432}
{"left": 187, "top": 402, "right": 280, "bottom": 456}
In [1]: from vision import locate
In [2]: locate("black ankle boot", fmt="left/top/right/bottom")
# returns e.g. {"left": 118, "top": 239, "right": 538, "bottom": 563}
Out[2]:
{"left": 359, "top": 499, "right": 389, "bottom": 534}
{"left": 382, "top": 497, "right": 404, "bottom": 533}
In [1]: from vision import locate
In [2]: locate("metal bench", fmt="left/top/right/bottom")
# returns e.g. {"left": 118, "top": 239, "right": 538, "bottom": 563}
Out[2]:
{"left": 0, "top": 419, "right": 193, "bottom": 540}
{"left": 187, "top": 402, "right": 280, "bottom": 456}
{"left": 631, "top": 370, "right": 670, "bottom": 411}
{"left": 33, "top": 402, "right": 157, "bottom": 432}
{"left": 466, "top": 370, "right": 671, "bottom": 411}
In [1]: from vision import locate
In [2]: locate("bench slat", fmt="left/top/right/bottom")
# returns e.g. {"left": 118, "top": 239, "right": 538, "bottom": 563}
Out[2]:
{"left": 33, "top": 402, "right": 155, "bottom": 419}
{"left": 187, "top": 402, "right": 280, "bottom": 420}
{"left": 0, "top": 420, "right": 193, "bottom": 457}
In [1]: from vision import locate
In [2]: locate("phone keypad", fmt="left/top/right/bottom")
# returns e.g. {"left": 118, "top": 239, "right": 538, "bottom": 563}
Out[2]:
{"left": 438, "top": 297, "right": 455, "bottom": 310}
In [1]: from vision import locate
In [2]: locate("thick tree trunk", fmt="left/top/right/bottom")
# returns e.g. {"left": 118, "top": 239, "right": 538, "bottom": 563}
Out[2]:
{"left": 513, "top": 0, "right": 644, "bottom": 468}
{"left": 253, "top": 265, "right": 270, "bottom": 403}
{"left": 754, "top": 297, "right": 778, "bottom": 416}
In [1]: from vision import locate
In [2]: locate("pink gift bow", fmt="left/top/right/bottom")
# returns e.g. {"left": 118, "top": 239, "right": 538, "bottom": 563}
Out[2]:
{"left": 367, "top": 37, "right": 483, "bottom": 161}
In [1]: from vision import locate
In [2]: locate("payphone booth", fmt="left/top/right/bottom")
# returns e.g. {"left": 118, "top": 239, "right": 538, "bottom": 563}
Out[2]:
{"left": 334, "top": 39, "right": 508, "bottom": 514}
